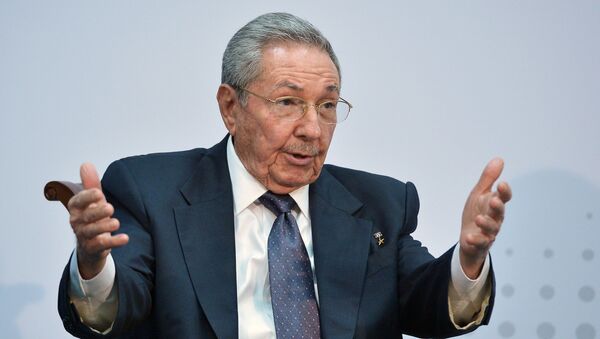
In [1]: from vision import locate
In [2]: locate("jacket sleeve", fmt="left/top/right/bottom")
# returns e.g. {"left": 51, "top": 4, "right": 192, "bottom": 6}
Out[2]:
{"left": 396, "top": 182, "right": 496, "bottom": 338}
{"left": 58, "top": 159, "right": 156, "bottom": 337}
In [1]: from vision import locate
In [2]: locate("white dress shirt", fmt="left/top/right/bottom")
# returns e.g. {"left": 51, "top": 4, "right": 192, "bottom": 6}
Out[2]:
{"left": 69, "top": 136, "right": 491, "bottom": 336}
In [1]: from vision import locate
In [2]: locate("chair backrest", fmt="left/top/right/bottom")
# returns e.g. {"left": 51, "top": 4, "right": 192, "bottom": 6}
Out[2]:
{"left": 44, "top": 181, "right": 83, "bottom": 210}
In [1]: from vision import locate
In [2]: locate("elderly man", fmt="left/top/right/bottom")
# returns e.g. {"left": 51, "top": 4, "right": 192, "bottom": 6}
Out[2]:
{"left": 59, "top": 12, "right": 512, "bottom": 339}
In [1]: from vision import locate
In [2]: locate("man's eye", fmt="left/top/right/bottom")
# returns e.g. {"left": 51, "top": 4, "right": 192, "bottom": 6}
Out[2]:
{"left": 321, "top": 101, "right": 337, "bottom": 110}
{"left": 276, "top": 98, "right": 302, "bottom": 106}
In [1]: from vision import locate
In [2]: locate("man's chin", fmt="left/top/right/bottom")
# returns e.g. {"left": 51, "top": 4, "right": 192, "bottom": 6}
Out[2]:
{"left": 268, "top": 172, "right": 319, "bottom": 193}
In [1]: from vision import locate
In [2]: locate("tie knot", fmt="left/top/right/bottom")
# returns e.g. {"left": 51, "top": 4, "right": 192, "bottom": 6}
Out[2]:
{"left": 259, "top": 191, "right": 296, "bottom": 215}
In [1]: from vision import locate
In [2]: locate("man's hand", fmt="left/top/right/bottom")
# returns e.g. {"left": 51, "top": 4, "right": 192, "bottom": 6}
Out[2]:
{"left": 460, "top": 158, "right": 512, "bottom": 279}
{"left": 68, "top": 163, "right": 129, "bottom": 279}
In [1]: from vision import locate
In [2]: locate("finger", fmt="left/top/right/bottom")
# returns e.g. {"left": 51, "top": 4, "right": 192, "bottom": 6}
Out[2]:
{"left": 497, "top": 181, "right": 512, "bottom": 203}
{"left": 76, "top": 218, "right": 120, "bottom": 239}
{"left": 68, "top": 188, "right": 105, "bottom": 211}
{"left": 473, "top": 157, "right": 504, "bottom": 194}
{"left": 80, "top": 162, "right": 102, "bottom": 190}
{"left": 465, "top": 232, "right": 494, "bottom": 251}
{"left": 475, "top": 214, "right": 500, "bottom": 237}
{"left": 78, "top": 203, "right": 114, "bottom": 225}
{"left": 487, "top": 196, "right": 505, "bottom": 221}
{"left": 81, "top": 233, "right": 129, "bottom": 254}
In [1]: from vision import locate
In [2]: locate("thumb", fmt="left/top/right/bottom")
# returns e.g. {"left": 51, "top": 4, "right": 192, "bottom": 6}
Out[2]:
{"left": 80, "top": 162, "right": 101, "bottom": 190}
{"left": 473, "top": 157, "right": 504, "bottom": 193}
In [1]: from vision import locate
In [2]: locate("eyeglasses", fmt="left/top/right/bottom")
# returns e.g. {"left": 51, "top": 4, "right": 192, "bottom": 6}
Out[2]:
{"left": 238, "top": 88, "right": 352, "bottom": 125}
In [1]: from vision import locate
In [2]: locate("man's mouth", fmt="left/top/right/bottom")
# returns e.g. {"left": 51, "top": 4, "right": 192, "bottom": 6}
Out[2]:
{"left": 284, "top": 151, "right": 316, "bottom": 166}
{"left": 282, "top": 144, "right": 319, "bottom": 165}
{"left": 291, "top": 153, "right": 312, "bottom": 160}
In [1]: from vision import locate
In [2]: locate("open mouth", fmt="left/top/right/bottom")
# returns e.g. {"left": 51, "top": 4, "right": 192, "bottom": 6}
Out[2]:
{"left": 285, "top": 152, "right": 315, "bottom": 166}
{"left": 292, "top": 153, "right": 311, "bottom": 160}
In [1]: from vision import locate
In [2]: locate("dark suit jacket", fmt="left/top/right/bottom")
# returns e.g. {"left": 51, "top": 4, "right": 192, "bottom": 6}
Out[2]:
{"left": 58, "top": 136, "right": 495, "bottom": 338}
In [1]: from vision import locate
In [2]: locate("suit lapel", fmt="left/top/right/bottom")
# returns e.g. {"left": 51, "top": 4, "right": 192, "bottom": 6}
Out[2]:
{"left": 174, "top": 137, "right": 239, "bottom": 339}
{"left": 172, "top": 138, "right": 372, "bottom": 339}
{"left": 310, "top": 168, "right": 373, "bottom": 339}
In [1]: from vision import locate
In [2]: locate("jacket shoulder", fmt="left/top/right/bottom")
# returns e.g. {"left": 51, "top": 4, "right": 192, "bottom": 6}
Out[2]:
{"left": 322, "top": 164, "right": 419, "bottom": 233}
{"left": 101, "top": 148, "right": 213, "bottom": 206}
{"left": 323, "top": 164, "right": 412, "bottom": 194}
{"left": 117, "top": 148, "right": 209, "bottom": 171}
{"left": 103, "top": 148, "right": 210, "bottom": 181}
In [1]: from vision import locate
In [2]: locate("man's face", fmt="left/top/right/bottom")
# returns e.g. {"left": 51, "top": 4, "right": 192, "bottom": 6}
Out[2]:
{"left": 225, "top": 43, "right": 339, "bottom": 194}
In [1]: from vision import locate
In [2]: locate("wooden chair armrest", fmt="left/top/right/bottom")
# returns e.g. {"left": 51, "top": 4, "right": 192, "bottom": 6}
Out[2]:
{"left": 44, "top": 181, "right": 84, "bottom": 210}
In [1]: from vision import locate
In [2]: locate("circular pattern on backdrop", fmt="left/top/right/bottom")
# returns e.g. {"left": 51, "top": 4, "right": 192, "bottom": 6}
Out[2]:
{"left": 539, "top": 285, "right": 555, "bottom": 300}
{"left": 582, "top": 249, "right": 594, "bottom": 261}
{"left": 578, "top": 286, "right": 596, "bottom": 302}
{"left": 537, "top": 322, "right": 556, "bottom": 339}
{"left": 498, "top": 321, "right": 516, "bottom": 337}
{"left": 490, "top": 171, "right": 599, "bottom": 339}
{"left": 576, "top": 323, "right": 596, "bottom": 339}
{"left": 501, "top": 284, "right": 515, "bottom": 298}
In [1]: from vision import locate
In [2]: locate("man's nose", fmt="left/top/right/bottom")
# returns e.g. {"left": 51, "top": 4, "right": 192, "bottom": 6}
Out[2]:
{"left": 295, "top": 105, "right": 322, "bottom": 139}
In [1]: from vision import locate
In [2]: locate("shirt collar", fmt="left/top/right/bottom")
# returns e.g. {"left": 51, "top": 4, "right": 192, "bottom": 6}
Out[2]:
{"left": 226, "top": 136, "right": 310, "bottom": 218}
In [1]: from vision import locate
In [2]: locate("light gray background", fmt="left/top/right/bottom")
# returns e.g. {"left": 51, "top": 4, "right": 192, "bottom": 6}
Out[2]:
{"left": 1, "top": 1, "right": 598, "bottom": 338}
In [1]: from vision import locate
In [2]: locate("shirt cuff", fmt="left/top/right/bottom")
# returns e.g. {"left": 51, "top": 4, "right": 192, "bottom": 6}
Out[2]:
{"left": 450, "top": 243, "right": 490, "bottom": 297}
{"left": 69, "top": 250, "right": 116, "bottom": 301}
{"left": 68, "top": 250, "right": 118, "bottom": 334}
{"left": 448, "top": 243, "right": 492, "bottom": 329}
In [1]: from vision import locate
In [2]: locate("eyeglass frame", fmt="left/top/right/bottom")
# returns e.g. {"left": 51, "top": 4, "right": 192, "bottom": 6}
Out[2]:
{"left": 235, "top": 87, "right": 353, "bottom": 125}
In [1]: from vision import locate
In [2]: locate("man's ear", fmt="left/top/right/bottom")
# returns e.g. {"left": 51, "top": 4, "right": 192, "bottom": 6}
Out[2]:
{"left": 216, "top": 84, "right": 239, "bottom": 136}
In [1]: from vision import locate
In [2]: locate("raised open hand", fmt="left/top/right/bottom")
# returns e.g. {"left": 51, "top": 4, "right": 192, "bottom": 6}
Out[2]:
{"left": 460, "top": 158, "right": 512, "bottom": 279}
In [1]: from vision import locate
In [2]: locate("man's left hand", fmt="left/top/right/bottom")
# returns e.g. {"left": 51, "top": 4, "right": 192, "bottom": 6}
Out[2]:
{"left": 460, "top": 158, "right": 512, "bottom": 279}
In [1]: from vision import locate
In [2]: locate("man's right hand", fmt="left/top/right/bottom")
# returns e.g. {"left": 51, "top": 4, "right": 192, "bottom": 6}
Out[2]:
{"left": 68, "top": 163, "right": 129, "bottom": 280}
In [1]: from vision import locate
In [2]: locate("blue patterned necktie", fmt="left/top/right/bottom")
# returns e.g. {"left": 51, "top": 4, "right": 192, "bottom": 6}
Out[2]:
{"left": 259, "top": 191, "right": 321, "bottom": 339}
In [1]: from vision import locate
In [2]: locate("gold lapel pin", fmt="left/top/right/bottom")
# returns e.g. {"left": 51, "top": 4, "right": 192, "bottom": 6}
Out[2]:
{"left": 373, "top": 231, "right": 385, "bottom": 247}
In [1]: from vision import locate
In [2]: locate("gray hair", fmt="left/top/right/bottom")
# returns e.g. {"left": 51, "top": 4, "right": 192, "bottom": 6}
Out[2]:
{"left": 221, "top": 12, "right": 341, "bottom": 104}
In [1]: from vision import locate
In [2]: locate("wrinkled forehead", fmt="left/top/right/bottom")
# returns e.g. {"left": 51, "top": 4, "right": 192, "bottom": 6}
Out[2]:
{"left": 271, "top": 80, "right": 340, "bottom": 94}
{"left": 253, "top": 42, "right": 341, "bottom": 90}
